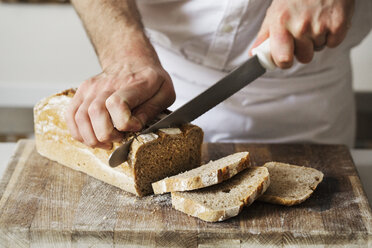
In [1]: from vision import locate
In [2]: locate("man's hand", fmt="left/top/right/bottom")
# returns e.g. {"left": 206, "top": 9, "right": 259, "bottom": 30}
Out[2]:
{"left": 251, "top": 0, "right": 355, "bottom": 68}
{"left": 67, "top": 0, "right": 175, "bottom": 149}
{"left": 65, "top": 61, "right": 175, "bottom": 149}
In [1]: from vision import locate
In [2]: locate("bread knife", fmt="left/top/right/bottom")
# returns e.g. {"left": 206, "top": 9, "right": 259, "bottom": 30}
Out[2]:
{"left": 109, "top": 39, "right": 275, "bottom": 167}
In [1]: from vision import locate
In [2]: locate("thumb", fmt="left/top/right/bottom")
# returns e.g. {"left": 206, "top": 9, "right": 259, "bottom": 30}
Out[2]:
{"left": 249, "top": 19, "right": 270, "bottom": 56}
{"left": 132, "top": 78, "right": 176, "bottom": 127}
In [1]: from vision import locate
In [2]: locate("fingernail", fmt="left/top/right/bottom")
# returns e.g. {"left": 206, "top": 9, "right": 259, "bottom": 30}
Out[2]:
{"left": 97, "top": 143, "right": 112, "bottom": 150}
{"left": 278, "top": 54, "right": 291, "bottom": 63}
{"left": 127, "top": 116, "right": 143, "bottom": 132}
{"left": 123, "top": 112, "right": 131, "bottom": 123}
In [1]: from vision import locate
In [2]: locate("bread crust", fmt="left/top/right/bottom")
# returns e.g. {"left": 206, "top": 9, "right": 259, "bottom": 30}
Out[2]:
{"left": 36, "top": 135, "right": 138, "bottom": 194}
{"left": 259, "top": 162, "right": 324, "bottom": 206}
{"left": 34, "top": 89, "right": 203, "bottom": 197}
{"left": 152, "top": 152, "right": 251, "bottom": 194}
{"left": 171, "top": 167, "right": 270, "bottom": 222}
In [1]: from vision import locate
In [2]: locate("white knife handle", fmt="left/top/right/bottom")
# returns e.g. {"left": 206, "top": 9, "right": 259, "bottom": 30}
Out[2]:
{"left": 251, "top": 39, "right": 276, "bottom": 70}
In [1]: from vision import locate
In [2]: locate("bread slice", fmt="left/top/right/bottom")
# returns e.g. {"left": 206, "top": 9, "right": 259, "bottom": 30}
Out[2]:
{"left": 171, "top": 166, "right": 270, "bottom": 222}
{"left": 259, "top": 162, "right": 324, "bottom": 206}
{"left": 152, "top": 152, "right": 251, "bottom": 194}
{"left": 34, "top": 89, "right": 204, "bottom": 197}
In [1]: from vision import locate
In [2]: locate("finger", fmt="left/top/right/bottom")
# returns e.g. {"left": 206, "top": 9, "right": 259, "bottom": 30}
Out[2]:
{"left": 311, "top": 22, "right": 327, "bottom": 51}
{"left": 125, "top": 68, "right": 164, "bottom": 108}
{"left": 294, "top": 37, "right": 314, "bottom": 64}
{"left": 327, "top": 29, "right": 348, "bottom": 48}
{"left": 75, "top": 98, "right": 111, "bottom": 149}
{"left": 270, "top": 24, "right": 294, "bottom": 69}
{"left": 105, "top": 90, "right": 143, "bottom": 132}
{"left": 313, "top": 33, "right": 327, "bottom": 51}
{"left": 249, "top": 18, "right": 270, "bottom": 56}
{"left": 105, "top": 72, "right": 164, "bottom": 132}
{"left": 326, "top": 11, "right": 351, "bottom": 48}
{"left": 88, "top": 91, "right": 124, "bottom": 143}
{"left": 133, "top": 78, "right": 176, "bottom": 126}
{"left": 65, "top": 93, "right": 84, "bottom": 142}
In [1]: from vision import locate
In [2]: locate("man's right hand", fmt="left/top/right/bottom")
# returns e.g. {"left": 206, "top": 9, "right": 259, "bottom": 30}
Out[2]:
{"left": 65, "top": 60, "right": 175, "bottom": 150}
{"left": 250, "top": 0, "right": 354, "bottom": 69}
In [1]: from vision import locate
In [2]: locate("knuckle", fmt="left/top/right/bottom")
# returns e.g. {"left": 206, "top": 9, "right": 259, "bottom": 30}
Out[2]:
{"left": 277, "top": 10, "right": 290, "bottom": 26}
{"left": 79, "top": 80, "right": 91, "bottom": 90}
{"left": 313, "top": 24, "right": 326, "bottom": 37}
{"left": 74, "top": 109, "right": 86, "bottom": 124}
{"left": 85, "top": 139, "right": 98, "bottom": 148}
{"left": 97, "top": 132, "right": 111, "bottom": 143}
{"left": 87, "top": 76, "right": 98, "bottom": 84}
{"left": 115, "top": 123, "right": 129, "bottom": 132}
{"left": 88, "top": 101, "right": 103, "bottom": 117}
{"left": 143, "top": 69, "right": 162, "bottom": 86}
{"left": 145, "top": 67, "right": 158, "bottom": 79}
{"left": 293, "top": 21, "right": 309, "bottom": 38}
{"left": 105, "top": 94, "right": 121, "bottom": 109}
{"left": 331, "top": 23, "right": 346, "bottom": 36}
{"left": 330, "top": 14, "right": 348, "bottom": 35}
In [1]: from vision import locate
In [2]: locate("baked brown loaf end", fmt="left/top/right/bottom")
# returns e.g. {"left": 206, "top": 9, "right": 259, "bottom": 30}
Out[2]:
{"left": 34, "top": 89, "right": 204, "bottom": 197}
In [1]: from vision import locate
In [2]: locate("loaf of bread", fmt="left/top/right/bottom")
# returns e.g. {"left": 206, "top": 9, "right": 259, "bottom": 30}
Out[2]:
{"left": 152, "top": 152, "right": 250, "bottom": 194}
{"left": 171, "top": 166, "right": 270, "bottom": 222}
{"left": 259, "top": 162, "right": 324, "bottom": 206}
{"left": 34, "top": 89, "right": 204, "bottom": 197}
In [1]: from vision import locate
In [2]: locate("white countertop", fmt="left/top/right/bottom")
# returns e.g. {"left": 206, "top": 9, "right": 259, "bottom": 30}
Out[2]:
{"left": 0, "top": 142, "right": 371, "bottom": 207}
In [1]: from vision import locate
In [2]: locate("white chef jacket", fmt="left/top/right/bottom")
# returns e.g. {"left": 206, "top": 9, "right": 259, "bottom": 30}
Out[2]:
{"left": 137, "top": 0, "right": 372, "bottom": 147}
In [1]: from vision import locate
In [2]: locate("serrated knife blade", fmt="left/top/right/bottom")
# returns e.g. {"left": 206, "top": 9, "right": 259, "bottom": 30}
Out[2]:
{"left": 108, "top": 55, "right": 267, "bottom": 167}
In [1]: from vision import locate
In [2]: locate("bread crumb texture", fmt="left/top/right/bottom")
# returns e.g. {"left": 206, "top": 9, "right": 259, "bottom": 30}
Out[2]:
{"left": 171, "top": 166, "right": 270, "bottom": 222}
{"left": 34, "top": 89, "right": 204, "bottom": 197}
{"left": 152, "top": 152, "right": 251, "bottom": 194}
{"left": 259, "top": 162, "right": 324, "bottom": 206}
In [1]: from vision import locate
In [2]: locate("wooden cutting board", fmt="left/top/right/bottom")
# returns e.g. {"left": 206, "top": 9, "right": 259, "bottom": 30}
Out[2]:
{"left": 0, "top": 140, "right": 371, "bottom": 247}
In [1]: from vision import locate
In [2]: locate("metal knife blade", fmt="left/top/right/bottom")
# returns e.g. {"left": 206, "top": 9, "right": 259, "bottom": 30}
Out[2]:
{"left": 109, "top": 55, "right": 266, "bottom": 167}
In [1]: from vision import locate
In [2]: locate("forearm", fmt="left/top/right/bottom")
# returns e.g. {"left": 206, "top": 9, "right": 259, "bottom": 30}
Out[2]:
{"left": 71, "top": 0, "right": 157, "bottom": 70}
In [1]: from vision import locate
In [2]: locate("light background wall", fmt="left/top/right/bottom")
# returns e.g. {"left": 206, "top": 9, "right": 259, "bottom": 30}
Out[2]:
{"left": 0, "top": 3, "right": 371, "bottom": 108}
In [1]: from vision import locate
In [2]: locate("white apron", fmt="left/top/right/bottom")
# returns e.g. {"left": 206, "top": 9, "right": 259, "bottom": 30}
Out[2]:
{"left": 137, "top": 0, "right": 372, "bottom": 147}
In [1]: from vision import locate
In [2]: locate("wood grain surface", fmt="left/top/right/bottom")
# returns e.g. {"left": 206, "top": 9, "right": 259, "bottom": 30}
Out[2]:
{"left": 0, "top": 140, "right": 371, "bottom": 247}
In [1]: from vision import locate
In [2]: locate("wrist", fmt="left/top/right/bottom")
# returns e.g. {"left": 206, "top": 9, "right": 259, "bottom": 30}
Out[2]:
{"left": 98, "top": 29, "right": 160, "bottom": 71}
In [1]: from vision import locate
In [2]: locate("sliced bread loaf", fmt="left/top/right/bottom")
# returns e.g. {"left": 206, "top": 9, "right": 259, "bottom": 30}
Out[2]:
{"left": 259, "top": 162, "right": 324, "bottom": 206}
{"left": 34, "top": 89, "right": 204, "bottom": 197}
{"left": 152, "top": 152, "right": 250, "bottom": 194}
{"left": 171, "top": 166, "right": 270, "bottom": 222}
